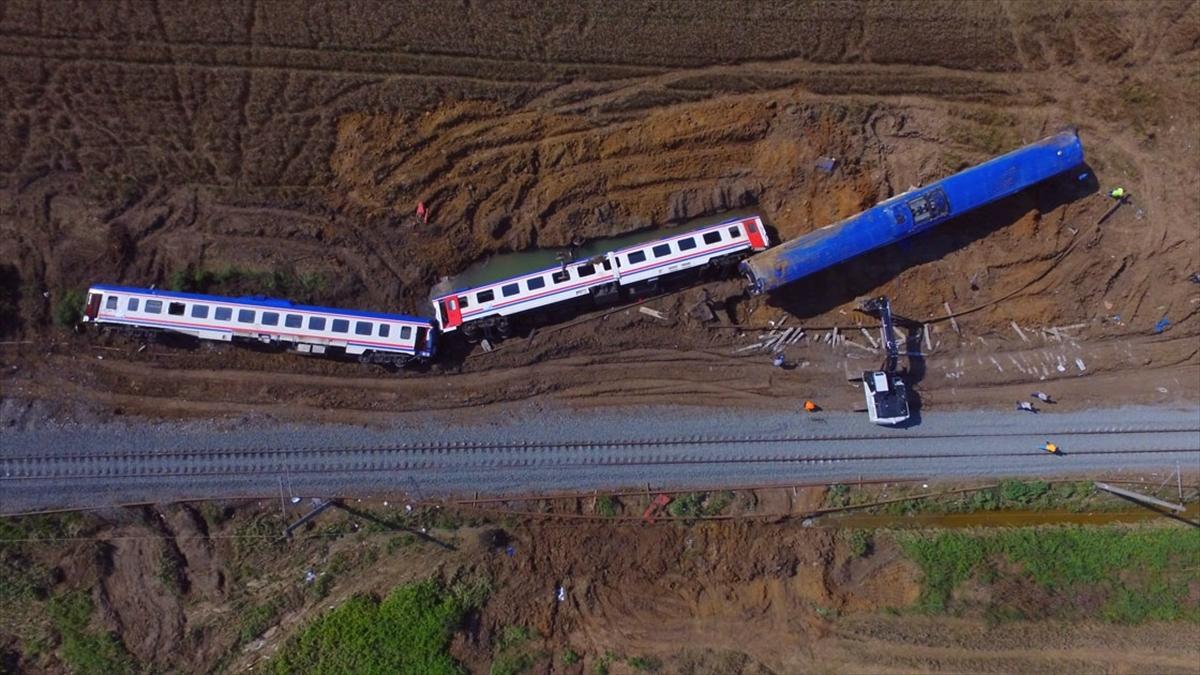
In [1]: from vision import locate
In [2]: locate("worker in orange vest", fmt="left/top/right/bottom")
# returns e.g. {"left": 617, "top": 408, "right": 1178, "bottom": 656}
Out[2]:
{"left": 804, "top": 400, "right": 818, "bottom": 412}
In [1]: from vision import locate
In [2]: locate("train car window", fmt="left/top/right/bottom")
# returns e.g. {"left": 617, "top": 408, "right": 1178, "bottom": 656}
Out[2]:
{"left": 627, "top": 250, "right": 647, "bottom": 264}
{"left": 285, "top": 314, "right": 302, "bottom": 328}
{"left": 728, "top": 225, "right": 741, "bottom": 238}
{"left": 355, "top": 321, "right": 372, "bottom": 335}
{"left": 262, "top": 312, "right": 279, "bottom": 326}
{"left": 551, "top": 270, "right": 569, "bottom": 284}
{"left": 332, "top": 319, "right": 349, "bottom": 333}
{"left": 678, "top": 237, "right": 697, "bottom": 251}
{"left": 127, "top": 298, "right": 139, "bottom": 311}
{"left": 652, "top": 244, "right": 671, "bottom": 258}
{"left": 168, "top": 302, "right": 185, "bottom": 316}
{"left": 577, "top": 264, "right": 595, "bottom": 277}
{"left": 146, "top": 300, "right": 163, "bottom": 314}
{"left": 526, "top": 276, "right": 546, "bottom": 291}
{"left": 457, "top": 295, "right": 469, "bottom": 308}
{"left": 308, "top": 316, "right": 326, "bottom": 331}
{"left": 477, "top": 289, "right": 495, "bottom": 303}
{"left": 215, "top": 307, "right": 232, "bottom": 321}
{"left": 378, "top": 324, "right": 390, "bottom": 338}
{"left": 191, "top": 304, "right": 208, "bottom": 318}
{"left": 237, "top": 309, "right": 255, "bottom": 324}
{"left": 105, "top": 296, "right": 118, "bottom": 310}
{"left": 703, "top": 231, "right": 722, "bottom": 245}
{"left": 501, "top": 283, "right": 520, "bottom": 297}
{"left": 400, "top": 325, "right": 413, "bottom": 340}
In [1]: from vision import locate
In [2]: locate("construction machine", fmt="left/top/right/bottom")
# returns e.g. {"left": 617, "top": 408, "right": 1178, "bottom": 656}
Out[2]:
{"left": 856, "top": 296, "right": 911, "bottom": 425}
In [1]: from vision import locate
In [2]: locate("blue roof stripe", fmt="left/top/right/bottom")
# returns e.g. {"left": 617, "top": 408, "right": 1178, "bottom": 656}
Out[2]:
{"left": 89, "top": 284, "right": 433, "bottom": 325}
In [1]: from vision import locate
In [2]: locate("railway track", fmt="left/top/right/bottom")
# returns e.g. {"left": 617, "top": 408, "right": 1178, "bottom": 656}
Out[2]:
{"left": 4, "top": 429, "right": 1197, "bottom": 481}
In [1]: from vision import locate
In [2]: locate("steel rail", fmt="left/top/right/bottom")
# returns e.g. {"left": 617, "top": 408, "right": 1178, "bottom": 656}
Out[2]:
{"left": 4, "top": 446, "right": 1197, "bottom": 481}
{"left": 4, "top": 426, "right": 1197, "bottom": 461}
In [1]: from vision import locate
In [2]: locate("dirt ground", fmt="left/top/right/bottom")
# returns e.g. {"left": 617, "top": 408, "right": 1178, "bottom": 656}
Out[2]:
{"left": 4, "top": 494, "right": 1199, "bottom": 675}
{"left": 1, "top": 0, "right": 1198, "bottom": 425}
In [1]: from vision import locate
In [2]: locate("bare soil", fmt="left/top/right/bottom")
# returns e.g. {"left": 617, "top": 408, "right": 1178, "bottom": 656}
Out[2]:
{"left": 1, "top": 0, "right": 1198, "bottom": 425}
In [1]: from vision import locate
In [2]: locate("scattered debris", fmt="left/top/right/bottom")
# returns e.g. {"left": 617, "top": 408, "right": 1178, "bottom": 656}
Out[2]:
{"left": 923, "top": 324, "right": 932, "bottom": 351}
{"left": 481, "top": 338, "right": 494, "bottom": 352}
{"left": 1032, "top": 391, "right": 1055, "bottom": 403}
{"left": 1011, "top": 321, "right": 1029, "bottom": 342}
{"left": 1075, "top": 357, "right": 1086, "bottom": 372}
{"left": 1153, "top": 317, "right": 1170, "bottom": 334}
{"left": 1017, "top": 401, "right": 1038, "bottom": 413}
{"left": 860, "top": 328, "right": 879, "bottom": 349}
{"left": 639, "top": 306, "right": 668, "bottom": 321}
{"left": 556, "top": 585, "right": 566, "bottom": 602}
{"left": 815, "top": 156, "right": 838, "bottom": 172}
{"left": 944, "top": 302, "right": 960, "bottom": 334}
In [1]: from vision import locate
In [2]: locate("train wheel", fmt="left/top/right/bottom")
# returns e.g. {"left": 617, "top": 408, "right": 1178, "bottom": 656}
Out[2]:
{"left": 461, "top": 322, "right": 481, "bottom": 343}
{"left": 497, "top": 316, "right": 512, "bottom": 339}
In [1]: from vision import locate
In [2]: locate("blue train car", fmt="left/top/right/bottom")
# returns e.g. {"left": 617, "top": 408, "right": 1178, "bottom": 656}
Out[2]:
{"left": 741, "top": 131, "right": 1085, "bottom": 294}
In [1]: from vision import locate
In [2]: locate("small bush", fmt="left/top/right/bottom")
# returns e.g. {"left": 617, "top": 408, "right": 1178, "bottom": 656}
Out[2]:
{"left": 54, "top": 289, "right": 85, "bottom": 327}
{"left": 826, "top": 484, "right": 850, "bottom": 508}
{"left": 595, "top": 496, "right": 618, "bottom": 518}
{"left": 238, "top": 600, "right": 280, "bottom": 644}
{"left": 562, "top": 648, "right": 580, "bottom": 664}
{"left": 668, "top": 493, "right": 704, "bottom": 519}
{"left": 847, "top": 530, "right": 873, "bottom": 558}
{"left": 628, "top": 655, "right": 662, "bottom": 671}
{"left": 48, "top": 591, "right": 136, "bottom": 675}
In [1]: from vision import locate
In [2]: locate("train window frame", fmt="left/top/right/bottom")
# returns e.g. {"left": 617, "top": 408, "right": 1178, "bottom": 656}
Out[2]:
{"left": 627, "top": 250, "right": 647, "bottom": 264}
{"left": 526, "top": 276, "right": 546, "bottom": 291}
{"left": 501, "top": 283, "right": 520, "bottom": 297}
{"left": 457, "top": 295, "right": 469, "bottom": 309}
{"left": 105, "top": 296, "right": 118, "bottom": 310}
{"left": 728, "top": 225, "right": 741, "bottom": 238}
{"left": 552, "top": 270, "right": 569, "bottom": 284}
{"left": 215, "top": 307, "right": 232, "bottom": 321}
{"left": 262, "top": 312, "right": 279, "bottom": 326}
{"left": 127, "top": 298, "right": 139, "bottom": 311}
{"left": 191, "top": 304, "right": 208, "bottom": 319}
{"left": 378, "top": 324, "right": 390, "bottom": 338}
{"left": 477, "top": 289, "right": 495, "bottom": 303}
{"left": 602, "top": 259, "right": 613, "bottom": 271}
{"left": 652, "top": 244, "right": 671, "bottom": 258}
{"left": 284, "top": 314, "right": 302, "bottom": 328}
{"left": 677, "top": 237, "right": 697, "bottom": 251}
{"left": 577, "top": 264, "right": 596, "bottom": 277}
{"left": 400, "top": 325, "right": 413, "bottom": 339}
{"left": 703, "top": 231, "right": 722, "bottom": 245}
{"left": 145, "top": 300, "right": 163, "bottom": 314}
{"left": 332, "top": 319, "right": 349, "bottom": 334}
{"left": 237, "top": 309, "right": 255, "bottom": 324}
{"left": 308, "top": 316, "right": 326, "bottom": 331}
{"left": 168, "top": 302, "right": 185, "bottom": 316}
{"left": 355, "top": 321, "right": 372, "bottom": 336}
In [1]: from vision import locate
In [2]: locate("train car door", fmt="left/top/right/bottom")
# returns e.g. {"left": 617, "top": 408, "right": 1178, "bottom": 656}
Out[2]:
{"left": 84, "top": 292, "right": 102, "bottom": 320}
{"left": 440, "top": 297, "right": 463, "bottom": 329}
{"left": 743, "top": 218, "right": 767, "bottom": 249}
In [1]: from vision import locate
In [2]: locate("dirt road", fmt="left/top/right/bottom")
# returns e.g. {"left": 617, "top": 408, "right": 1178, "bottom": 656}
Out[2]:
{"left": 1, "top": 0, "right": 1197, "bottom": 423}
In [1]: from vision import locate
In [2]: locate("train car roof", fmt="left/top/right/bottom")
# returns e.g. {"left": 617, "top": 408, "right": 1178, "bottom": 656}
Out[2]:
{"left": 88, "top": 284, "right": 434, "bottom": 324}
{"left": 430, "top": 214, "right": 762, "bottom": 300}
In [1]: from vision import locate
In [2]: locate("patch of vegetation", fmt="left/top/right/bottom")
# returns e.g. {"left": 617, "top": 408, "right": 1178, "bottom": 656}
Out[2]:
{"left": 826, "top": 483, "right": 850, "bottom": 508}
{"left": 386, "top": 533, "right": 419, "bottom": 554}
{"left": 48, "top": 591, "right": 137, "bottom": 675}
{"left": 0, "top": 515, "right": 87, "bottom": 602}
{"left": 593, "top": 651, "right": 618, "bottom": 675}
{"left": 167, "top": 266, "right": 327, "bottom": 303}
{"left": 667, "top": 492, "right": 734, "bottom": 520}
{"left": 53, "top": 289, "right": 85, "bottom": 327}
{"left": 562, "top": 648, "right": 580, "bottom": 665}
{"left": 628, "top": 655, "right": 663, "bottom": 671}
{"left": 901, "top": 526, "right": 1200, "bottom": 622}
{"left": 877, "top": 480, "right": 1110, "bottom": 517}
{"left": 239, "top": 600, "right": 281, "bottom": 644}
{"left": 847, "top": 529, "right": 873, "bottom": 558}
{"left": 490, "top": 625, "right": 537, "bottom": 675}
{"left": 157, "top": 544, "right": 187, "bottom": 596}
{"left": 269, "top": 579, "right": 488, "bottom": 675}
{"left": 595, "top": 495, "right": 618, "bottom": 518}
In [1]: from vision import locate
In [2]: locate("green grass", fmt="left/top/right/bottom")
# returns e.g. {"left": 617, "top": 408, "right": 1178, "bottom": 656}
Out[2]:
{"left": 239, "top": 600, "right": 282, "bottom": 644}
{"left": 48, "top": 591, "right": 137, "bottom": 675}
{"left": 561, "top": 648, "right": 580, "bottom": 665}
{"left": 667, "top": 492, "right": 734, "bottom": 520}
{"left": 628, "top": 655, "right": 662, "bottom": 671}
{"left": 269, "top": 579, "right": 487, "bottom": 675}
{"left": 876, "top": 480, "right": 1110, "bottom": 517}
{"left": 167, "top": 266, "right": 327, "bottom": 303}
{"left": 847, "top": 529, "right": 873, "bottom": 558}
{"left": 53, "top": 289, "right": 85, "bottom": 327}
{"left": 901, "top": 526, "right": 1200, "bottom": 622}
{"left": 595, "top": 495, "right": 618, "bottom": 518}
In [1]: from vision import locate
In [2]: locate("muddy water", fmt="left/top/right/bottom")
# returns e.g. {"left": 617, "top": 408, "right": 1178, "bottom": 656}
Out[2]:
{"left": 824, "top": 503, "right": 1200, "bottom": 529}
{"left": 441, "top": 209, "right": 763, "bottom": 292}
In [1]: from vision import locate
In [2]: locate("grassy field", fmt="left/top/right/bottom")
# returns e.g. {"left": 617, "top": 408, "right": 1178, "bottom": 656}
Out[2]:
{"left": 900, "top": 525, "right": 1200, "bottom": 623}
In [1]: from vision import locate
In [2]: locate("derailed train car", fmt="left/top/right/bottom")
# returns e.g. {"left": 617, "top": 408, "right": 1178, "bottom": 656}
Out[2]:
{"left": 741, "top": 131, "right": 1086, "bottom": 294}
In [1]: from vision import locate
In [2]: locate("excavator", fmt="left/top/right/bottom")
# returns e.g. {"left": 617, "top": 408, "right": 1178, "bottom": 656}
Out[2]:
{"left": 856, "top": 296, "right": 911, "bottom": 425}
